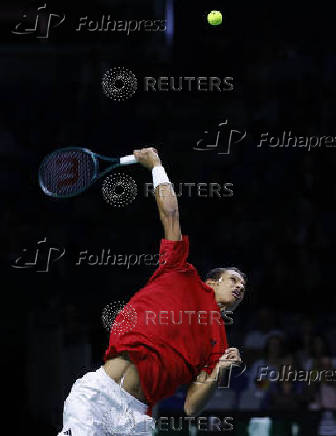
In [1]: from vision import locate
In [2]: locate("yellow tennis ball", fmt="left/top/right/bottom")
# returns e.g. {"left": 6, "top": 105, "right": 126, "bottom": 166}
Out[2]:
{"left": 207, "top": 10, "right": 222, "bottom": 26}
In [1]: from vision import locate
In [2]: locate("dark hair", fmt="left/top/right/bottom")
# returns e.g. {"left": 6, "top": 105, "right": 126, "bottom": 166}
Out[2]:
{"left": 205, "top": 267, "right": 247, "bottom": 282}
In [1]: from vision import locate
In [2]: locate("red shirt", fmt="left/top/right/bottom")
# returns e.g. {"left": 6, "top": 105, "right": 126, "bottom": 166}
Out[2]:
{"left": 104, "top": 235, "right": 228, "bottom": 415}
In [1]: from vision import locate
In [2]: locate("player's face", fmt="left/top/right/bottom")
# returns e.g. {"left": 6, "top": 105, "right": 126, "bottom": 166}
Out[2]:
{"left": 214, "top": 269, "right": 246, "bottom": 310}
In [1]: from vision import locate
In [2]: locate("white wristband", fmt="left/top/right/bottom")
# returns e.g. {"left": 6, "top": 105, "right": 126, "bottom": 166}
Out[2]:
{"left": 152, "top": 166, "right": 170, "bottom": 190}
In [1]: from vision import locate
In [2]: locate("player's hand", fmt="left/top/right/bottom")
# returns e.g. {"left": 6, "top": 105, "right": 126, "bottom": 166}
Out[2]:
{"left": 217, "top": 348, "right": 242, "bottom": 370}
{"left": 133, "top": 147, "right": 161, "bottom": 170}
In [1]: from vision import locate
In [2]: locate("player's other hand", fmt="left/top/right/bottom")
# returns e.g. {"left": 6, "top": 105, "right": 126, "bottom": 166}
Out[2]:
{"left": 133, "top": 147, "right": 161, "bottom": 170}
{"left": 217, "top": 347, "right": 242, "bottom": 370}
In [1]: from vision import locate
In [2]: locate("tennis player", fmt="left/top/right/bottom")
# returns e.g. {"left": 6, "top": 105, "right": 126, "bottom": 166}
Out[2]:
{"left": 58, "top": 148, "right": 246, "bottom": 436}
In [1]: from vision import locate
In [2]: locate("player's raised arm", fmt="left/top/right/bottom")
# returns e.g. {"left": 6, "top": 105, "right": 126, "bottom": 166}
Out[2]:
{"left": 133, "top": 148, "right": 182, "bottom": 241}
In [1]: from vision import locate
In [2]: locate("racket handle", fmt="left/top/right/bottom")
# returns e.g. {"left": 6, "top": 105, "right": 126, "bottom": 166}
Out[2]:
{"left": 120, "top": 154, "right": 137, "bottom": 165}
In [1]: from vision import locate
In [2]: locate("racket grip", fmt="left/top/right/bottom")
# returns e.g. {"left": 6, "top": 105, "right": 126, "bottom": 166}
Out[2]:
{"left": 120, "top": 154, "right": 137, "bottom": 165}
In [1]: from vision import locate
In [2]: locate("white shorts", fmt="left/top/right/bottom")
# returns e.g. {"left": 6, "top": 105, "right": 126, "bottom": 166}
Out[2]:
{"left": 57, "top": 366, "right": 155, "bottom": 436}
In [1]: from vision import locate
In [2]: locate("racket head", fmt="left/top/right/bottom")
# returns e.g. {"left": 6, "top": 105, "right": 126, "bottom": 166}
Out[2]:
{"left": 38, "top": 147, "right": 99, "bottom": 198}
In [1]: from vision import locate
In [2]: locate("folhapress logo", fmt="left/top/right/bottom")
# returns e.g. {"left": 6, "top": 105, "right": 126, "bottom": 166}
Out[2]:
{"left": 102, "top": 67, "right": 234, "bottom": 102}
{"left": 12, "top": 4, "right": 166, "bottom": 39}
{"left": 11, "top": 237, "right": 65, "bottom": 272}
{"left": 76, "top": 16, "right": 167, "bottom": 35}
{"left": 12, "top": 3, "right": 65, "bottom": 39}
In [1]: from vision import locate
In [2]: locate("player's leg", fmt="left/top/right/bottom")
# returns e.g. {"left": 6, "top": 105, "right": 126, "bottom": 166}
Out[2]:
{"left": 57, "top": 367, "right": 154, "bottom": 436}
{"left": 57, "top": 369, "right": 109, "bottom": 436}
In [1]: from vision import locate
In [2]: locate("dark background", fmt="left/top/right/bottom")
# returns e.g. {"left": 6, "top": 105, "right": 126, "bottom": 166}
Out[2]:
{"left": 1, "top": 0, "right": 335, "bottom": 435}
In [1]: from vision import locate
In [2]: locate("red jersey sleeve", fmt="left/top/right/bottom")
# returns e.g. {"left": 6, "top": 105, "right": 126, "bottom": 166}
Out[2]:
{"left": 200, "top": 335, "right": 229, "bottom": 376}
{"left": 200, "top": 353, "right": 222, "bottom": 375}
{"left": 159, "top": 235, "right": 189, "bottom": 267}
{"left": 147, "top": 235, "right": 193, "bottom": 282}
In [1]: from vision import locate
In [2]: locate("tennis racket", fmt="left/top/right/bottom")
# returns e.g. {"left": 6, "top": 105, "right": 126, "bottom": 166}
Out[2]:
{"left": 38, "top": 147, "right": 138, "bottom": 198}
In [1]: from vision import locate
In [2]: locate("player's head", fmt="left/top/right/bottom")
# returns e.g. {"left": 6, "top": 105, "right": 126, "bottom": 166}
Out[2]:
{"left": 205, "top": 267, "right": 246, "bottom": 311}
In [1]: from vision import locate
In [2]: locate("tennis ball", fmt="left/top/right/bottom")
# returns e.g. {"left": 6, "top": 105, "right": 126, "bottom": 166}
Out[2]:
{"left": 207, "top": 10, "right": 222, "bottom": 26}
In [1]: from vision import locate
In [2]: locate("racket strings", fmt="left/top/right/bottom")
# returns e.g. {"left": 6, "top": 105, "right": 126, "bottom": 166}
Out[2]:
{"left": 39, "top": 150, "right": 96, "bottom": 196}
